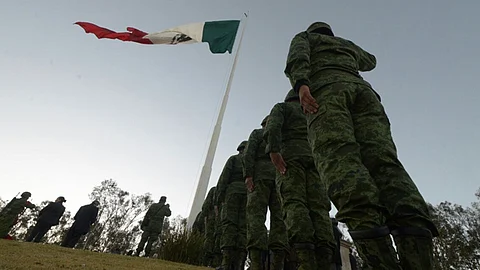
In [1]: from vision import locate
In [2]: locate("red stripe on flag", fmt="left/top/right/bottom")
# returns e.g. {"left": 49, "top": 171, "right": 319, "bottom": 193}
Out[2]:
{"left": 75, "top": 22, "right": 153, "bottom": 45}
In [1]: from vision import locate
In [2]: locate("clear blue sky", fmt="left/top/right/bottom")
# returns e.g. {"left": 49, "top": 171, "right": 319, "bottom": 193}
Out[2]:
{"left": 1, "top": 0, "right": 479, "bottom": 219}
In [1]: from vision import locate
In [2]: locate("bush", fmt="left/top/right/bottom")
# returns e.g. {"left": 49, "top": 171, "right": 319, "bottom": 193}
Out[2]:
{"left": 157, "top": 216, "right": 205, "bottom": 266}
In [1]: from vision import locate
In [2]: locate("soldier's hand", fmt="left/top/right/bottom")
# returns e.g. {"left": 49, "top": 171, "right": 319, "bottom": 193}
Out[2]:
{"left": 245, "top": 177, "right": 254, "bottom": 192}
{"left": 214, "top": 205, "right": 218, "bottom": 217}
{"left": 270, "top": 153, "right": 287, "bottom": 175}
{"left": 299, "top": 85, "right": 318, "bottom": 114}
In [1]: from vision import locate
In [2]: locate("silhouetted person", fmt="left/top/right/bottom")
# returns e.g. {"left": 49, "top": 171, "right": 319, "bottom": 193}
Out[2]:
{"left": 61, "top": 200, "right": 99, "bottom": 248}
{"left": 26, "top": 196, "right": 66, "bottom": 242}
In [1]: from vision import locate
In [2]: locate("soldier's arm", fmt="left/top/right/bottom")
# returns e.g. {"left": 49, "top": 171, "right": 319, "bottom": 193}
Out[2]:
{"left": 264, "top": 103, "right": 285, "bottom": 154}
{"left": 202, "top": 189, "right": 214, "bottom": 213}
{"left": 164, "top": 206, "right": 172, "bottom": 217}
{"left": 243, "top": 130, "right": 261, "bottom": 178}
{"left": 284, "top": 33, "right": 311, "bottom": 93}
{"left": 214, "top": 157, "right": 234, "bottom": 206}
{"left": 348, "top": 40, "right": 376, "bottom": 71}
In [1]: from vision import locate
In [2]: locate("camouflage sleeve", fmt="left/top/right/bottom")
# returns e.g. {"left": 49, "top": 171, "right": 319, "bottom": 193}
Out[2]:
{"left": 164, "top": 206, "right": 172, "bottom": 217}
{"left": 243, "top": 129, "right": 262, "bottom": 178}
{"left": 202, "top": 188, "right": 215, "bottom": 213}
{"left": 348, "top": 40, "right": 376, "bottom": 71}
{"left": 264, "top": 103, "right": 285, "bottom": 153}
{"left": 284, "top": 32, "right": 311, "bottom": 93}
{"left": 214, "top": 156, "right": 234, "bottom": 206}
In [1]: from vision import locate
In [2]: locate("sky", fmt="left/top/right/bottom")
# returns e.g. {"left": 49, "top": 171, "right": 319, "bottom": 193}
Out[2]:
{"left": 1, "top": 0, "right": 479, "bottom": 222}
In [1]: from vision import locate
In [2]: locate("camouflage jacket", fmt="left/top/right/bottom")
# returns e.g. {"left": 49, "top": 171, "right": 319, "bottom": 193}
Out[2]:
{"left": 263, "top": 102, "right": 311, "bottom": 160}
{"left": 0, "top": 197, "right": 35, "bottom": 217}
{"left": 215, "top": 153, "right": 246, "bottom": 206}
{"left": 285, "top": 31, "right": 376, "bottom": 93}
{"left": 243, "top": 128, "right": 275, "bottom": 179}
{"left": 142, "top": 202, "right": 171, "bottom": 233}
{"left": 202, "top": 187, "right": 216, "bottom": 220}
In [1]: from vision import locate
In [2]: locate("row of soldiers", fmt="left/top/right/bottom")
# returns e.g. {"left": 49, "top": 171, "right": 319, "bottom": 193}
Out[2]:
{"left": 0, "top": 191, "right": 172, "bottom": 258}
{"left": 196, "top": 21, "right": 437, "bottom": 270}
{"left": 0, "top": 191, "right": 100, "bottom": 247}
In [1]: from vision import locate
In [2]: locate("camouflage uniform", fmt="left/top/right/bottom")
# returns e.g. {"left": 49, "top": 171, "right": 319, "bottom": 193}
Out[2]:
{"left": 192, "top": 210, "right": 205, "bottom": 235}
{"left": 284, "top": 22, "right": 438, "bottom": 269}
{"left": 136, "top": 196, "right": 171, "bottom": 257}
{"left": 202, "top": 186, "right": 217, "bottom": 266}
{"left": 215, "top": 141, "right": 248, "bottom": 270}
{"left": 263, "top": 89, "right": 336, "bottom": 270}
{"left": 213, "top": 201, "right": 223, "bottom": 267}
{"left": 0, "top": 192, "right": 35, "bottom": 238}
{"left": 244, "top": 118, "right": 288, "bottom": 270}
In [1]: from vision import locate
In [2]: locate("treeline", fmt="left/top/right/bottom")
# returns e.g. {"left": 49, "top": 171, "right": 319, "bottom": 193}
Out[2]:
{"left": 1, "top": 180, "right": 479, "bottom": 269}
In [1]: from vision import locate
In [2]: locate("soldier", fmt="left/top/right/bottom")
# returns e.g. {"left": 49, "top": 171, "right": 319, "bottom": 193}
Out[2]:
{"left": 202, "top": 186, "right": 217, "bottom": 266}
{"left": 192, "top": 210, "right": 205, "bottom": 235}
{"left": 26, "top": 196, "right": 66, "bottom": 243}
{"left": 0, "top": 191, "right": 35, "bottom": 239}
{"left": 244, "top": 117, "right": 288, "bottom": 270}
{"left": 263, "top": 90, "right": 335, "bottom": 269}
{"left": 284, "top": 21, "right": 438, "bottom": 269}
{"left": 135, "top": 196, "right": 171, "bottom": 257}
{"left": 214, "top": 141, "right": 248, "bottom": 270}
{"left": 61, "top": 200, "right": 99, "bottom": 248}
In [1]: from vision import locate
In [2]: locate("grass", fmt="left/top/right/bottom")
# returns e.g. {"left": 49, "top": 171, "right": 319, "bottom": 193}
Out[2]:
{"left": 0, "top": 239, "right": 212, "bottom": 270}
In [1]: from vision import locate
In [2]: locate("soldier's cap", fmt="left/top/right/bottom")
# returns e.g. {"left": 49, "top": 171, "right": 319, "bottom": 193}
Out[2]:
{"left": 160, "top": 196, "right": 167, "bottom": 201}
{"left": 237, "top": 140, "right": 248, "bottom": 151}
{"left": 307, "top": 22, "right": 334, "bottom": 35}
{"left": 57, "top": 196, "right": 66, "bottom": 203}
{"left": 21, "top": 191, "right": 32, "bottom": 198}
{"left": 261, "top": 115, "right": 269, "bottom": 126}
{"left": 284, "top": 89, "right": 299, "bottom": 102}
{"left": 92, "top": 200, "right": 100, "bottom": 206}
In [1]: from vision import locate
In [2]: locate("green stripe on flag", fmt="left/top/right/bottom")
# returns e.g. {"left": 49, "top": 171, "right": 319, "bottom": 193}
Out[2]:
{"left": 202, "top": 20, "right": 240, "bottom": 54}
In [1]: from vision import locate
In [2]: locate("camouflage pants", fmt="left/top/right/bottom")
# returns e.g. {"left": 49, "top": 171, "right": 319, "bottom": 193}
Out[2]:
{"left": 275, "top": 156, "right": 335, "bottom": 250}
{"left": 306, "top": 82, "right": 436, "bottom": 232}
{"left": 0, "top": 216, "right": 15, "bottom": 238}
{"left": 246, "top": 178, "right": 288, "bottom": 251}
{"left": 307, "top": 82, "right": 437, "bottom": 269}
{"left": 220, "top": 192, "right": 247, "bottom": 250}
{"left": 204, "top": 214, "right": 216, "bottom": 261}
{"left": 136, "top": 230, "right": 160, "bottom": 256}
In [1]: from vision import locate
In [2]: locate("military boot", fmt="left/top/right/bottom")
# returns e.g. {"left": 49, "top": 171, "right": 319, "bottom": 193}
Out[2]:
{"left": 391, "top": 227, "right": 435, "bottom": 270}
{"left": 349, "top": 226, "right": 401, "bottom": 270}
{"left": 219, "top": 248, "right": 236, "bottom": 270}
{"left": 270, "top": 249, "right": 286, "bottom": 270}
{"left": 315, "top": 246, "right": 333, "bottom": 270}
{"left": 292, "top": 243, "right": 317, "bottom": 270}
{"left": 248, "top": 248, "right": 266, "bottom": 270}
{"left": 213, "top": 252, "right": 223, "bottom": 267}
{"left": 235, "top": 249, "right": 247, "bottom": 270}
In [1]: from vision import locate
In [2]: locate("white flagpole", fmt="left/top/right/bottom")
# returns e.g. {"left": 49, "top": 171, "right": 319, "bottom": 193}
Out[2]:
{"left": 187, "top": 13, "right": 249, "bottom": 228}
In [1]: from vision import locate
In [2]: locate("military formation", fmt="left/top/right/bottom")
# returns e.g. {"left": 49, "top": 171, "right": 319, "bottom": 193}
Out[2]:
{"left": 194, "top": 22, "right": 438, "bottom": 270}
{"left": 1, "top": 21, "right": 438, "bottom": 270}
{"left": 0, "top": 191, "right": 171, "bottom": 258}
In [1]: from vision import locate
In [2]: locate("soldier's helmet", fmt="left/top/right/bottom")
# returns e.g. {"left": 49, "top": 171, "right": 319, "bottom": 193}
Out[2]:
{"left": 284, "top": 89, "right": 299, "bottom": 102}
{"left": 307, "top": 22, "right": 334, "bottom": 36}
{"left": 237, "top": 140, "right": 248, "bottom": 151}
{"left": 261, "top": 116, "right": 269, "bottom": 127}
{"left": 92, "top": 200, "right": 100, "bottom": 207}
{"left": 160, "top": 196, "right": 167, "bottom": 202}
{"left": 21, "top": 191, "right": 31, "bottom": 198}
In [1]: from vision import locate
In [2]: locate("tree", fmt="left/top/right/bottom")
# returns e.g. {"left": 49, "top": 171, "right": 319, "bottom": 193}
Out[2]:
{"left": 82, "top": 179, "right": 154, "bottom": 254}
{"left": 430, "top": 188, "right": 480, "bottom": 269}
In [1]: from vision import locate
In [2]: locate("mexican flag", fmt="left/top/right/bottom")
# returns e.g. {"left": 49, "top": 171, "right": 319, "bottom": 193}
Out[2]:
{"left": 75, "top": 20, "right": 240, "bottom": 54}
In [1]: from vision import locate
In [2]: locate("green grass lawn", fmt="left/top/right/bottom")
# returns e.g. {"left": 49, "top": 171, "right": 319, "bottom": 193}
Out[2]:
{"left": 0, "top": 239, "right": 212, "bottom": 270}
